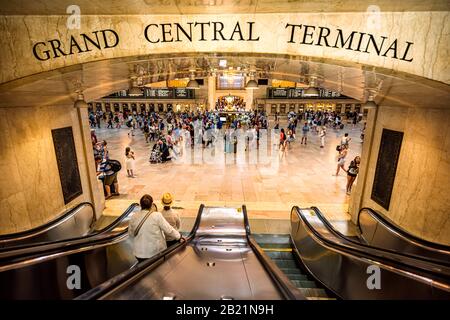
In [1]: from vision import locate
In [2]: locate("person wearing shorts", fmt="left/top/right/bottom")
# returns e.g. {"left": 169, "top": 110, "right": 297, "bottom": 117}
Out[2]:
{"left": 95, "top": 156, "right": 119, "bottom": 199}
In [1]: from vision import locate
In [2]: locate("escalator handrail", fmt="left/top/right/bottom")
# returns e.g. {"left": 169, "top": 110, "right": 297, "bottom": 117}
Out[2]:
{"left": 0, "top": 202, "right": 95, "bottom": 242}
{"left": 311, "top": 206, "right": 450, "bottom": 267}
{"left": 292, "top": 207, "right": 450, "bottom": 286}
{"left": 242, "top": 205, "right": 306, "bottom": 300}
{"left": 357, "top": 207, "right": 450, "bottom": 252}
{"left": 76, "top": 204, "right": 206, "bottom": 300}
{"left": 0, "top": 203, "right": 139, "bottom": 260}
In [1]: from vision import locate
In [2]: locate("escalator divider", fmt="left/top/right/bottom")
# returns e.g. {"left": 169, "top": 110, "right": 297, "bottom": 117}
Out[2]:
{"left": 242, "top": 205, "right": 306, "bottom": 300}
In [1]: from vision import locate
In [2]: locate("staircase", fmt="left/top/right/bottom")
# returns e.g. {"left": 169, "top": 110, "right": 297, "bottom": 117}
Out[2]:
{"left": 254, "top": 234, "right": 335, "bottom": 300}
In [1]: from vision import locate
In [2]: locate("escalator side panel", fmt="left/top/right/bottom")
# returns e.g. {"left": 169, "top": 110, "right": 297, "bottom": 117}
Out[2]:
{"left": 292, "top": 208, "right": 450, "bottom": 300}
{"left": 358, "top": 208, "right": 450, "bottom": 263}
{"left": 0, "top": 202, "right": 95, "bottom": 248}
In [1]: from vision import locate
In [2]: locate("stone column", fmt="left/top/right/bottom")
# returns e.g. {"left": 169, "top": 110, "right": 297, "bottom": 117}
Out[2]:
{"left": 349, "top": 104, "right": 378, "bottom": 223}
{"left": 207, "top": 75, "right": 216, "bottom": 110}
{"left": 245, "top": 89, "right": 254, "bottom": 110}
{"left": 75, "top": 105, "right": 105, "bottom": 219}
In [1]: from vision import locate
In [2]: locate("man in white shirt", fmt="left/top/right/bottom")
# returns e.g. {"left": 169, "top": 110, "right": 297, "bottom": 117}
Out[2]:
{"left": 128, "top": 194, "right": 182, "bottom": 262}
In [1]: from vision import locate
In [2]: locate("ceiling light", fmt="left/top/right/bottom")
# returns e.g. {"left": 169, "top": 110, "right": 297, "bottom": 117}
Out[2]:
{"left": 186, "top": 70, "right": 199, "bottom": 89}
{"left": 245, "top": 71, "right": 259, "bottom": 90}
{"left": 219, "top": 59, "right": 227, "bottom": 67}
{"left": 304, "top": 87, "right": 319, "bottom": 96}
{"left": 128, "top": 79, "right": 143, "bottom": 96}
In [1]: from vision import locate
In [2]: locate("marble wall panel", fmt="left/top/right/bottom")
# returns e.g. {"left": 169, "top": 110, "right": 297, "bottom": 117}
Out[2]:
{"left": 360, "top": 105, "right": 450, "bottom": 245}
{"left": 0, "top": 105, "right": 95, "bottom": 234}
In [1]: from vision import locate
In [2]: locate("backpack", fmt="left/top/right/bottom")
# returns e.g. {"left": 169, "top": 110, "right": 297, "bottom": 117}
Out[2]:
{"left": 336, "top": 145, "right": 341, "bottom": 151}
{"left": 107, "top": 159, "right": 122, "bottom": 172}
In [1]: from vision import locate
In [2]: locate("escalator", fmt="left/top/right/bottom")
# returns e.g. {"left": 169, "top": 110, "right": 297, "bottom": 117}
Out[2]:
{"left": 0, "top": 202, "right": 96, "bottom": 248}
{"left": 289, "top": 206, "right": 450, "bottom": 299}
{"left": 77, "top": 204, "right": 450, "bottom": 300}
{"left": 253, "top": 234, "right": 334, "bottom": 300}
{"left": 356, "top": 207, "right": 450, "bottom": 265}
{"left": 0, "top": 203, "right": 141, "bottom": 299}
{"left": 77, "top": 205, "right": 305, "bottom": 300}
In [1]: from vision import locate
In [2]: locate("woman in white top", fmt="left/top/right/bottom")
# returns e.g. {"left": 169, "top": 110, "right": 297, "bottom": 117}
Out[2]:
{"left": 334, "top": 144, "right": 348, "bottom": 176}
{"left": 128, "top": 194, "right": 182, "bottom": 262}
{"left": 125, "top": 147, "right": 135, "bottom": 178}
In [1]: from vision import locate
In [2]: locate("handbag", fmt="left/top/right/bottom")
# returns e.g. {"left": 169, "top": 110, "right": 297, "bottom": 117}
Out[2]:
{"left": 134, "top": 203, "right": 157, "bottom": 237}
{"left": 134, "top": 211, "right": 152, "bottom": 237}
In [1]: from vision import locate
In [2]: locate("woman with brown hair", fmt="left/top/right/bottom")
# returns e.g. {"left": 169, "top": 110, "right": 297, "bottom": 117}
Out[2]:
{"left": 346, "top": 156, "right": 361, "bottom": 195}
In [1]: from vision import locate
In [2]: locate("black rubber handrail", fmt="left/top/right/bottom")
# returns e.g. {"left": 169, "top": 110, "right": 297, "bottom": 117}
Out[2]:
{"left": 0, "top": 202, "right": 95, "bottom": 241}
{"left": 357, "top": 207, "right": 450, "bottom": 251}
{"left": 243, "top": 205, "right": 305, "bottom": 300}
{"left": 76, "top": 204, "right": 205, "bottom": 300}
{"left": 292, "top": 206, "right": 450, "bottom": 282}
{"left": 311, "top": 206, "right": 450, "bottom": 267}
{"left": 0, "top": 203, "right": 139, "bottom": 259}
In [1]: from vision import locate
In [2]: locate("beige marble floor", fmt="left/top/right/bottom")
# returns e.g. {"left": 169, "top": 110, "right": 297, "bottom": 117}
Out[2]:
{"left": 96, "top": 118, "right": 363, "bottom": 235}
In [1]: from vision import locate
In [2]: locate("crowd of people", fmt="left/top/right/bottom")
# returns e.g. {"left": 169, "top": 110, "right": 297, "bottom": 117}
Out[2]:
{"left": 90, "top": 107, "right": 362, "bottom": 199}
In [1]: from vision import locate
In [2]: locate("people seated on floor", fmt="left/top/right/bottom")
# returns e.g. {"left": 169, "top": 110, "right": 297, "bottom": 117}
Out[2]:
{"left": 128, "top": 194, "right": 182, "bottom": 262}
{"left": 160, "top": 193, "right": 181, "bottom": 247}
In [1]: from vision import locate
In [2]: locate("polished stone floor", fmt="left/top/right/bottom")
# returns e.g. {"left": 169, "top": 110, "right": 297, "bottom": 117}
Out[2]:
{"left": 96, "top": 118, "right": 363, "bottom": 234}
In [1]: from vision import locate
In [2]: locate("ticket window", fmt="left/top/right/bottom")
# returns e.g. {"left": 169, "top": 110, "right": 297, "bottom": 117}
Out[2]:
{"left": 280, "top": 104, "right": 286, "bottom": 114}
{"left": 289, "top": 104, "right": 295, "bottom": 112}
{"left": 149, "top": 104, "right": 155, "bottom": 112}
{"left": 95, "top": 103, "right": 102, "bottom": 112}
{"left": 105, "top": 103, "right": 111, "bottom": 112}
{"left": 139, "top": 104, "right": 146, "bottom": 112}
{"left": 88, "top": 103, "right": 93, "bottom": 113}
{"left": 257, "top": 104, "right": 264, "bottom": 112}
{"left": 131, "top": 104, "right": 137, "bottom": 112}
{"left": 114, "top": 104, "right": 120, "bottom": 112}
{"left": 355, "top": 104, "right": 361, "bottom": 114}
{"left": 122, "top": 104, "right": 129, "bottom": 113}
{"left": 167, "top": 104, "right": 173, "bottom": 112}
{"left": 158, "top": 104, "right": 164, "bottom": 112}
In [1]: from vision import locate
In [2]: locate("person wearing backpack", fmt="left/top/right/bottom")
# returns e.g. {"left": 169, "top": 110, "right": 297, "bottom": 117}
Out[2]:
{"left": 128, "top": 194, "right": 182, "bottom": 262}
{"left": 95, "top": 155, "right": 119, "bottom": 199}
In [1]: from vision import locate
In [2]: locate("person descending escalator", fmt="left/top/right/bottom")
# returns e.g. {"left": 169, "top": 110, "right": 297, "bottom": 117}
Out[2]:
{"left": 160, "top": 193, "right": 181, "bottom": 248}
{"left": 128, "top": 194, "right": 182, "bottom": 263}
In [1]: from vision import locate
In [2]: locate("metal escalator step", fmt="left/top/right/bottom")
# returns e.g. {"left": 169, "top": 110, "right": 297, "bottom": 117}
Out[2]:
{"left": 279, "top": 267, "right": 303, "bottom": 275}
{"left": 259, "top": 243, "right": 291, "bottom": 249}
{"left": 298, "top": 287, "right": 330, "bottom": 298}
{"left": 286, "top": 273, "right": 308, "bottom": 281}
{"left": 274, "top": 259, "right": 297, "bottom": 268}
{"left": 265, "top": 251, "right": 293, "bottom": 259}
{"left": 292, "top": 280, "right": 318, "bottom": 289}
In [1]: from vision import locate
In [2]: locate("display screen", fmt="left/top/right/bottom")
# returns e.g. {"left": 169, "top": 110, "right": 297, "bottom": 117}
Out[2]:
{"left": 220, "top": 117, "right": 227, "bottom": 122}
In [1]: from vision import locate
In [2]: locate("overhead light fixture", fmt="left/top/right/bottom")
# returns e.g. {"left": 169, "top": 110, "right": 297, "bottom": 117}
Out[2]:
{"left": 186, "top": 70, "right": 200, "bottom": 89}
{"left": 74, "top": 90, "right": 88, "bottom": 109}
{"left": 219, "top": 59, "right": 227, "bottom": 67}
{"left": 303, "top": 76, "right": 320, "bottom": 97}
{"left": 128, "top": 78, "right": 143, "bottom": 96}
{"left": 245, "top": 71, "right": 259, "bottom": 90}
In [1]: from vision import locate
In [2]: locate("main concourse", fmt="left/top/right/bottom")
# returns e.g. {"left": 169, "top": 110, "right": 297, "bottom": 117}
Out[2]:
{"left": 0, "top": 0, "right": 449, "bottom": 306}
